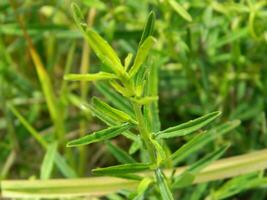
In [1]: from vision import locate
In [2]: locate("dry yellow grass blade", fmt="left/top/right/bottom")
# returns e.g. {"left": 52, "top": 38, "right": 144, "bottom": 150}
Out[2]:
{"left": 1, "top": 148, "right": 267, "bottom": 199}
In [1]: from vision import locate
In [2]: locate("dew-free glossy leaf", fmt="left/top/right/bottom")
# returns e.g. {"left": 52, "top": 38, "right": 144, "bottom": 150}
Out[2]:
{"left": 67, "top": 123, "right": 131, "bottom": 147}
{"left": 171, "top": 120, "right": 240, "bottom": 165}
{"left": 139, "top": 11, "right": 155, "bottom": 45}
{"left": 129, "top": 36, "right": 156, "bottom": 77}
{"left": 156, "top": 111, "right": 221, "bottom": 139}
{"left": 84, "top": 29, "right": 124, "bottom": 76}
{"left": 92, "top": 163, "right": 151, "bottom": 176}
{"left": 64, "top": 72, "right": 117, "bottom": 81}
{"left": 71, "top": 4, "right": 124, "bottom": 76}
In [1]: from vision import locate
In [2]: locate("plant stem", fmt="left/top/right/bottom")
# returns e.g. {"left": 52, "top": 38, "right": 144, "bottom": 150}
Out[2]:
{"left": 132, "top": 102, "right": 156, "bottom": 163}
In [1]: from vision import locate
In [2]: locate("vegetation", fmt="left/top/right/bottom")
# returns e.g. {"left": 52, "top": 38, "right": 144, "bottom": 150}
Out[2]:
{"left": 0, "top": 0, "right": 267, "bottom": 199}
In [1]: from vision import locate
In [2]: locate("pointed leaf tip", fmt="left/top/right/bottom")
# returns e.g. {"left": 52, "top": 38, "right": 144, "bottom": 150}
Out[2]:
{"left": 156, "top": 111, "right": 221, "bottom": 139}
{"left": 67, "top": 123, "right": 131, "bottom": 147}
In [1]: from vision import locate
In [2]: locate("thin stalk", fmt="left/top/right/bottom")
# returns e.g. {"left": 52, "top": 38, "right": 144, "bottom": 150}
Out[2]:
{"left": 132, "top": 102, "right": 155, "bottom": 162}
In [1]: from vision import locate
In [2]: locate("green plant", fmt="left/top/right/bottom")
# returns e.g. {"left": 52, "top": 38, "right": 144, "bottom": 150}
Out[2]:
{"left": 63, "top": 4, "right": 241, "bottom": 199}
{"left": 1, "top": 0, "right": 267, "bottom": 199}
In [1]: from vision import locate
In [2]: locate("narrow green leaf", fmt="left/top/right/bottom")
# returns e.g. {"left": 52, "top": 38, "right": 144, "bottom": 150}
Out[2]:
{"left": 67, "top": 123, "right": 131, "bottom": 147}
{"left": 106, "top": 141, "right": 136, "bottom": 164}
{"left": 156, "top": 111, "right": 221, "bottom": 139}
{"left": 71, "top": 3, "right": 87, "bottom": 32}
{"left": 64, "top": 72, "right": 118, "bottom": 81}
{"left": 74, "top": 98, "right": 138, "bottom": 142}
{"left": 150, "top": 138, "right": 166, "bottom": 166}
{"left": 8, "top": 104, "right": 46, "bottom": 148}
{"left": 8, "top": 104, "right": 77, "bottom": 178}
{"left": 40, "top": 142, "right": 57, "bottom": 180}
{"left": 172, "top": 172, "right": 195, "bottom": 189}
{"left": 92, "top": 97, "right": 136, "bottom": 124}
{"left": 129, "top": 36, "right": 156, "bottom": 78}
{"left": 92, "top": 163, "right": 151, "bottom": 176}
{"left": 53, "top": 153, "right": 77, "bottom": 178}
{"left": 171, "top": 120, "right": 240, "bottom": 165}
{"left": 124, "top": 53, "right": 133, "bottom": 71}
{"left": 189, "top": 144, "right": 230, "bottom": 174}
{"left": 134, "top": 64, "right": 147, "bottom": 97}
{"left": 173, "top": 144, "right": 229, "bottom": 188}
{"left": 84, "top": 28, "right": 124, "bottom": 76}
{"left": 71, "top": 3, "right": 125, "bottom": 76}
{"left": 168, "top": 0, "right": 192, "bottom": 22}
{"left": 133, "top": 178, "right": 153, "bottom": 200}
{"left": 110, "top": 80, "right": 134, "bottom": 97}
{"left": 129, "top": 137, "right": 142, "bottom": 154}
{"left": 144, "top": 60, "right": 161, "bottom": 133}
{"left": 155, "top": 168, "right": 174, "bottom": 200}
{"left": 95, "top": 82, "right": 134, "bottom": 116}
{"left": 212, "top": 28, "right": 248, "bottom": 48}
{"left": 210, "top": 173, "right": 263, "bottom": 200}
{"left": 139, "top": 11, "right": 155, "bottom": 46}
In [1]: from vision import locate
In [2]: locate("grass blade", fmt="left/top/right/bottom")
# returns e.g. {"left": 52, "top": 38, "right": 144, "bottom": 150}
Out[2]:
{"left": 67, "top": 123, "right": 131, "bottom": 147}
{"left": 2, "top": 148, "right": 267, "bottom": 198}
{"left": 173, "top": 144, "right": 229, "bottom": 188}
{"left": 156, "top": 111, "right": 221, "bottom": 139}
{"left": 209, "top": 173, "right": 266, "bottom": 200}
{"left": 106, "top": 141, "right": 136, "bottom": 164}
{"left": 8, "top": 104, "right": 76, "bottom": 178}
{"left": 40, "top": 142, "right": 57, "bottom": 180}
{"left": 189, "top": 144, "right": 230, "bottom": 174}
{"left": 155, "top": 168, "right": 174, "bottom": 200}
{"left": 171, "top": 120, "right": 240, "bottom": 165}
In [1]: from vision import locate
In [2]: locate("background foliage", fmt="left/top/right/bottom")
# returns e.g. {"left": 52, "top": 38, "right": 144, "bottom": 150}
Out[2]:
{"left": 0, "top": 0, "right": 267, "bottom": 199}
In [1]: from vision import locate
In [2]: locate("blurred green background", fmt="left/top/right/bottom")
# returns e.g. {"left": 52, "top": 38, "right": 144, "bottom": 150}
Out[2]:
{"left": 0, "top": 0, "right": 267, "bottom": 199}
